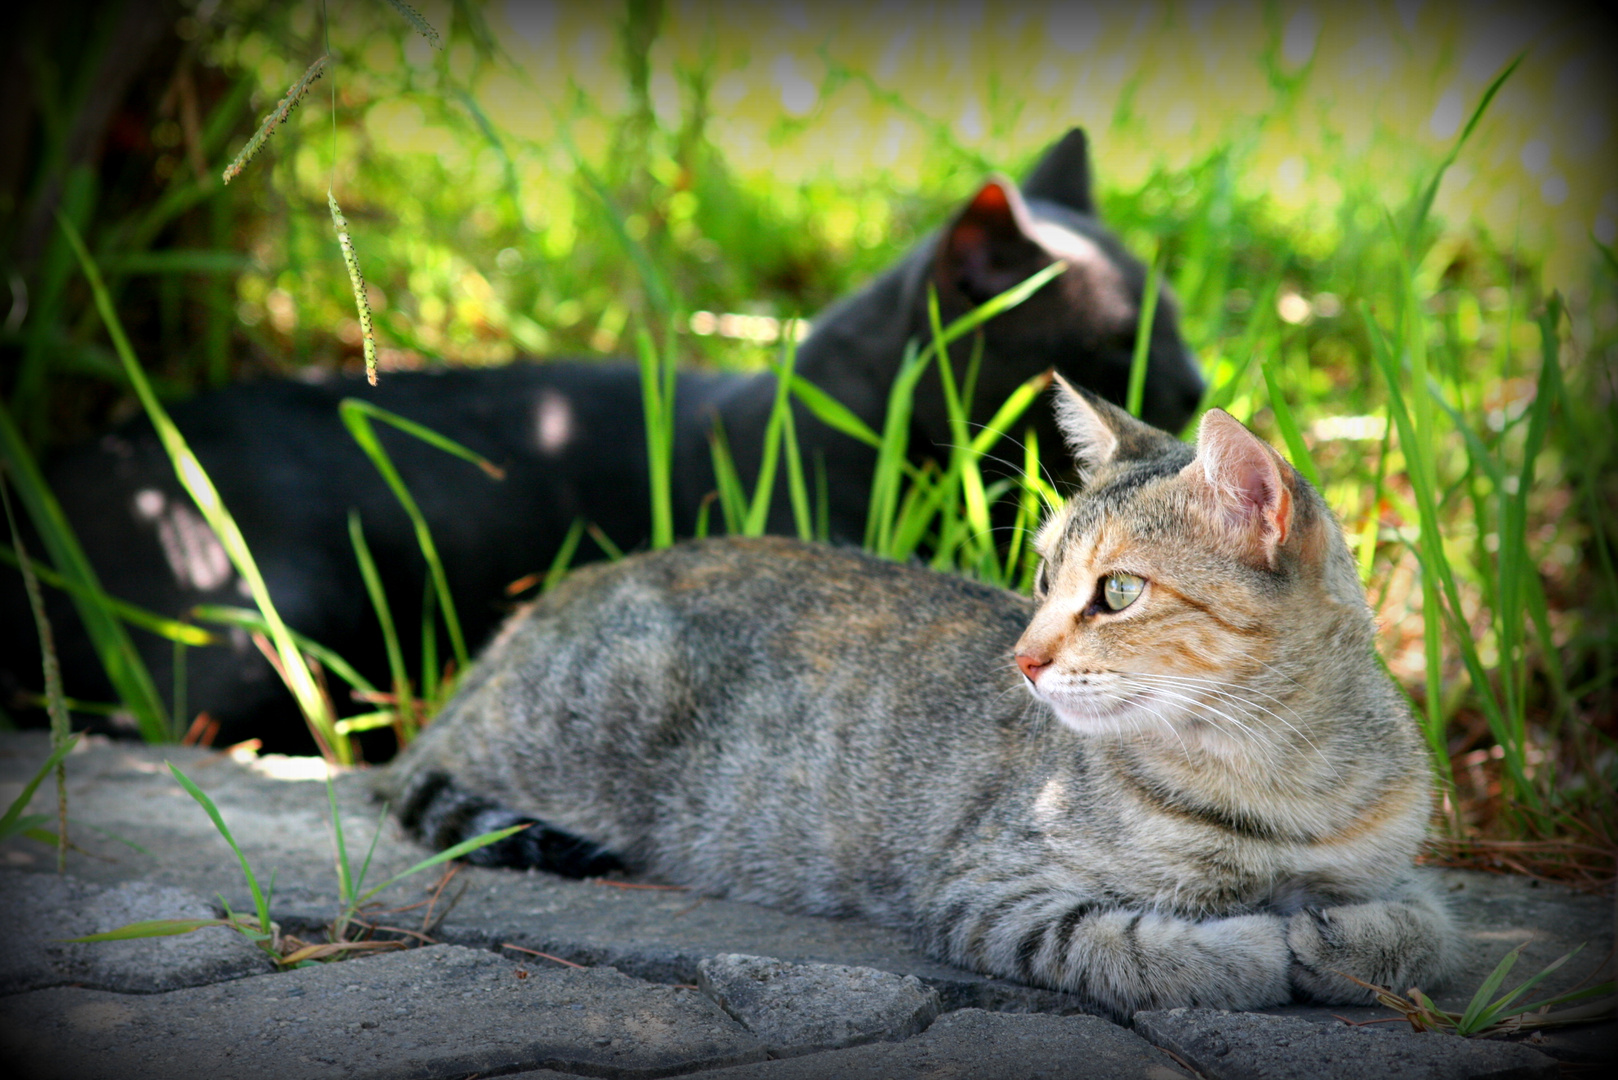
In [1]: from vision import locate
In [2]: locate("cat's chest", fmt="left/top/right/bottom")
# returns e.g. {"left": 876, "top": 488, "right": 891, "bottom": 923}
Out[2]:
{"left": 1018, "top": 760, "right": 1334, "bottom": 912}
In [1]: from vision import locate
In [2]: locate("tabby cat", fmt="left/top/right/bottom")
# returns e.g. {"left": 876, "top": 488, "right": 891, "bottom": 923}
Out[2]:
{"left": 380, "top": 379, "right": 1455, "bottom": 1019}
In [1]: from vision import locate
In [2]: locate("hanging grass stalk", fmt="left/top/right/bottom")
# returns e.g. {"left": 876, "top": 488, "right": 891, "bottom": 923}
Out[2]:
{"left": 381, "top": 0, "right": 442, "bottom": 49}
{"left": 1, "top": 476, "right": 71, "bottom": 871}
{"left": 221, "top": 55, "right": 328, "bottom": 186}
{"left": 328, "top": 190, "right": 379, "bottom": 386}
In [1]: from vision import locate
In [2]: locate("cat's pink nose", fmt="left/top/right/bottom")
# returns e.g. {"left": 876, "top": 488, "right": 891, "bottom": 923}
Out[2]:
{"left": 1016, "top": 653, "right": 1051, "bottom": 684}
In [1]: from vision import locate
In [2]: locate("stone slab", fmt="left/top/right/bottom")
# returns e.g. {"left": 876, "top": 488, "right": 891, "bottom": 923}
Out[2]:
{"left": 687, "top": 1008, "right": 1191, "bottom": 1079}
{"left": 0, "top": 942, "right": 766, "bottom": 1080}
{"left": 0, "top": 733, "right": 1081, "bottom": 1012}
{"left": 1135, "top": 1007, "right": 1559, "bottom": 1080}
{"left": 2, "top": 732, "right": 1612, "bottom": 1073}
{"left": 1260, "top": 870, "right": 1616, "bottom": 1063}
{"left": 698, "top": 953, "right": 940, "bottom": 1057}
{"left": 0, "top": 871, "right": 273, "bottom": 994}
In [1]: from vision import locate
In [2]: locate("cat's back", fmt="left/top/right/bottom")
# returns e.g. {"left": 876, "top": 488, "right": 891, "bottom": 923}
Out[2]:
{"left": 387, "top": 538, "right": 1039, "bottom": 884}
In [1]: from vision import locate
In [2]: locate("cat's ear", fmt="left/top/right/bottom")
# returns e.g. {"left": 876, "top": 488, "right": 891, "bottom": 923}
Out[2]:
{"left": 1021, "top": 128, "right": 1096, "bottom": 216}
{"left": 1183, "top": 409, "right": 1296, "bottom": 566}
{"left": 936, "top": 176, "right": 1046, "bottom": 306}
{"left": 1052, "top": 374, "right": 1184, "bottom": 482}
{"left": 1051, "top": 374, "right": 1122, "bottom": 481}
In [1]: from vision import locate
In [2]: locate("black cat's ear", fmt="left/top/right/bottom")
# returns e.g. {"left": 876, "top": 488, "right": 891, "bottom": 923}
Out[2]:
{"left": 936, "top": 176, "right": 1044, "bottom": 306}
{"left": 1183, "top": 409, "right": 1297, "bottom": 567}
{"left": 1021, "top": 128, "right": 1095, "bottom": 216}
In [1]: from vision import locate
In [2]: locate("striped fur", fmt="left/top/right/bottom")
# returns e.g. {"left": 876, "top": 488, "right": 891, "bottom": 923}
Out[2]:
{"left": 379, "top": 384, "right": 1453, "bottom": 1020}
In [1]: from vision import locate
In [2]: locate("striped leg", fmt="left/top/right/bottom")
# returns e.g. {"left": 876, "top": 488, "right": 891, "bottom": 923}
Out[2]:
{"left": 920, "top": 883, "right": 1291, "bottom": 1020}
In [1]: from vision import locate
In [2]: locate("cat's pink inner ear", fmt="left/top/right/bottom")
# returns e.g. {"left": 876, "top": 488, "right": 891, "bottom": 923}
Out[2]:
{"left": 1188, "top": 410, "right": 1294, "bottom": 560}
{"left": 945, "top": 177, "right": 1033, "bottom": 259}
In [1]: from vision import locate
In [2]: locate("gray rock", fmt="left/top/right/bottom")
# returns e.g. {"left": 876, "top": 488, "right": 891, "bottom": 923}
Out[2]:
{"left": 698, "top": 952, "right": 940, "bottom": 1057}
{"left": 0, "top": 871, "right": 272, "bottom": 995}
{"left": 0, "top": 942, "right": 766, "bottom": 1080}
{"left": 695, "top": 1007, "right": 1191, "bottom": 1078}
{"left": 1260, "top": 870, "right": 1617, "bottom": 1063}
{"left": 0, "top": 733, "right": 1080, "bottom": 1012}
{"left": 1134, "top": 1007, "right": 1560, "bottom": 1080}
{"left": 0, "top": 733, "right": 1609, "bottom": 1074}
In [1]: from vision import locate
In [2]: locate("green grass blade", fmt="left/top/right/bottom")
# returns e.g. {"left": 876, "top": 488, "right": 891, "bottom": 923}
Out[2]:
{"left": 0, "top": 543, "right": 215, "bottom": 646}
{"left": 1407, "top": 53, "right": 1523, "bottom": 252}
{"left": 64, "top": 218, "right": 335, "bottom": 751}
{"left": 788, "top": 375, "right": 881, "bottom": 448}
{"left": 339, "top": 398, "right": 505, "bottom": 673}
{"left": 865, "top": 342, "right": 932, "bottom": 554}
{"left": 543, "top": 518, "right": 588, "bottom": 592}
{"left": 166, "top": 762, "right": 271, "bottom": 939}
{"left": 0, "top": 401, "right": 170, "bottom": 740}
{"left": 969, "top": 370, "right": 1053, "bottom": 456}
{"left": 1458, "top": 942, "right": 1525, "bottom": 1032}
{"left": 568, "top": 147, "right": 674, "bottom": 319}
{"left": 779, "top": 393, "right": 814, "bottom": 542}
{"left": 707, "top": 419, "right": 748, "bottom": 536}
{"left": 1202, "top": 270, "right": 1283, "bottom": 415}
{"left": 355, "top": 823, "right": 530, "bottom": 905}
{"left": 326, "top": 776, "right": 353, "bottom": 908}
{"left": 585, "top": 524, "right": 624, "bottom": 561}
{"left": 1126, "top": 246, "right": 1163, "bottom": 417}
{"left": 925, "top": 260, "right": 1067, "bottom": 358}
{"left": 1259, "top": 356, "right": 1321, "bottom": 486}
{"left": 3, "top": 476, "right": 74, "bottom": 867}
{"left": 0, "top": 733, "right": 81, "bottom": 841}
{"left": 636, "top": 328, "right": 675, "bottom": 548}
{"left": 190, "top": 606, "right": 378, "bottom": 697}
{"left": 348, "top": 511, "right": 409, "bottom": 727}
{"left": 334, "top": 711, "right": 398, "bottom": 735}
{"left": 352, "top": 809, "right": 389, "bottom": 906}
{"left": 338, "top": 398, "right": 505, "bottom": 476}
{"left": 66, "top": 918, "right": 232, "bottom": 943}
{"left": 1464, "top": 945, "right": 1581, "bottom": 1033}
{"left": 1504, "top": 980, "right": 1616, "bottom": 1021}
{"left": 743, "top": 337, "right": 804, "bottom": 536}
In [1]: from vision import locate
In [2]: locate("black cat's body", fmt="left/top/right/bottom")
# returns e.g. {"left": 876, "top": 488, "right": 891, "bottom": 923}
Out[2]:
{"left": 1, "top": 129, "right": 1203, "bottom": 749}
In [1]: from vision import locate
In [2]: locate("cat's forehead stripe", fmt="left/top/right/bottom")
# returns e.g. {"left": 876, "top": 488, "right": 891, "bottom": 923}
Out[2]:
{"left": 1061, "top": 455, "right": 1186, "bottom": 545}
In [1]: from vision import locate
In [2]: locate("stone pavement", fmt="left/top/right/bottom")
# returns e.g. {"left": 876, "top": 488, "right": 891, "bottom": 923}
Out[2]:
{"left": 0, "top": 732, "right": 1611, "bottom": 1078}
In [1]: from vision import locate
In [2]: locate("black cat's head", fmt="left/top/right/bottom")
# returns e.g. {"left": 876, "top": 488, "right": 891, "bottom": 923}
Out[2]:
{"left": 929, "top": 128, "right": 1204, "bottom": 437}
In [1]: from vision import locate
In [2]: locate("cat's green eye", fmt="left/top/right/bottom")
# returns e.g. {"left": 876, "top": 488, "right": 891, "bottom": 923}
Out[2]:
{"left": 1102, "top": 573, "right": 1145, "bottom": 611}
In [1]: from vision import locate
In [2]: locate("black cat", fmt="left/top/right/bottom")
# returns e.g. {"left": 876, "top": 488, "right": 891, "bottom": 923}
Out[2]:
{"left": 1, "top": 128, "right": 1203, "bottom": 751}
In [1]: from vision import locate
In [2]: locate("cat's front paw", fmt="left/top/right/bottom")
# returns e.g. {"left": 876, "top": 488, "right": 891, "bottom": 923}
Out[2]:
{"left": 1286, "top": 900, "right": 1453, "bottom": 1004}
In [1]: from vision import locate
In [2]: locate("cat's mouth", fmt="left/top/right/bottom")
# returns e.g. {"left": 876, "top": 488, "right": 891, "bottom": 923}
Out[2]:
{"left": 1029, "top": 676, "right": 1146, "bottom": 733}
{"left": 1033, "top": 675, "right": 1228, "bottom": 744}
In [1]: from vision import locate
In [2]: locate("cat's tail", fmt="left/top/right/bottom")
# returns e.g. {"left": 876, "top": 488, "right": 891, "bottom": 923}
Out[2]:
{"left": 383, "top": 767, "right": 623, "bottom": 878}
